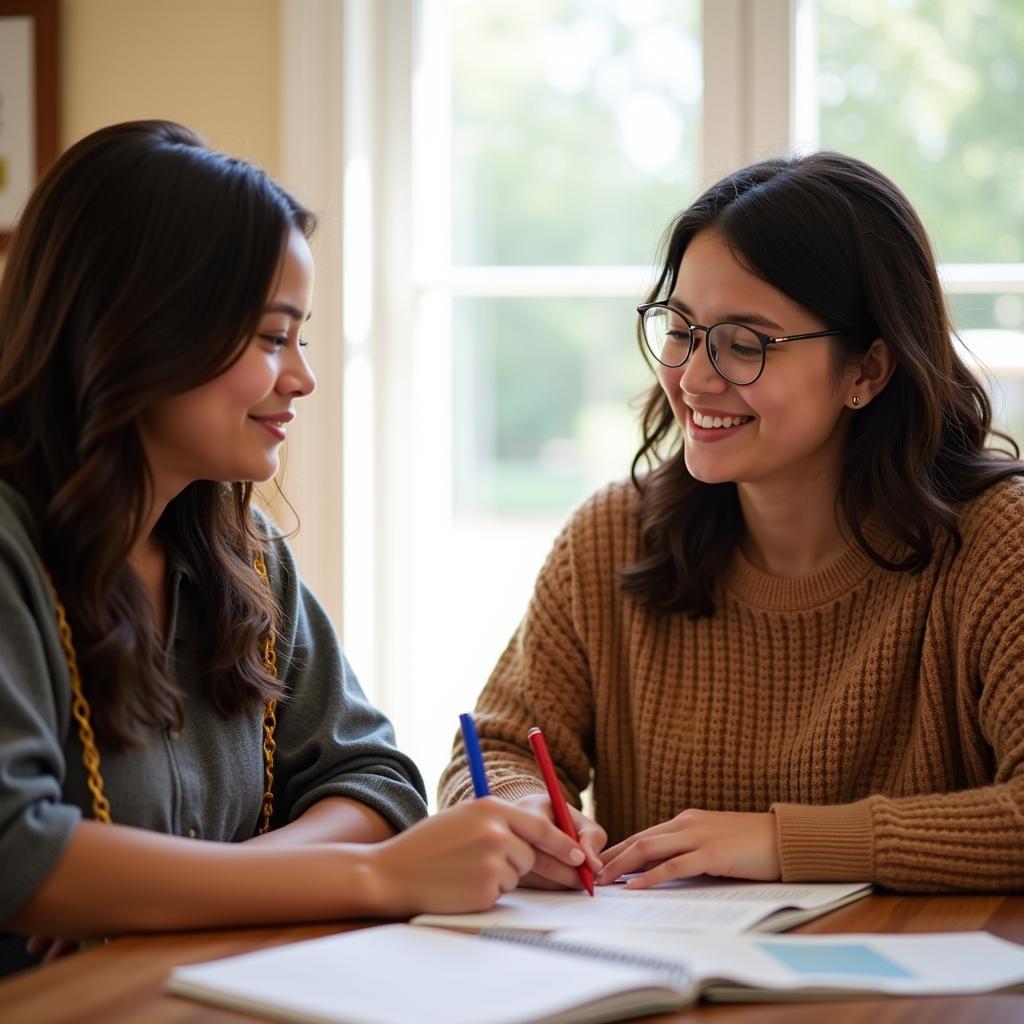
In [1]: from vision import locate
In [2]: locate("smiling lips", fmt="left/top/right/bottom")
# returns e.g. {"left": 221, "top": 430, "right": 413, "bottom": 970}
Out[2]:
{"left": 689, "top": 407, "right": 754, "bottom": 431}
{"left": 250, "top": 410, "right": 293, "bottom": 441}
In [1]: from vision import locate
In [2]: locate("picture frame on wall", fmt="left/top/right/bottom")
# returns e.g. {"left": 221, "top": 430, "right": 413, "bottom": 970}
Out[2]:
{"left": 0, "top": 0, "right": 58, "bottom": 247}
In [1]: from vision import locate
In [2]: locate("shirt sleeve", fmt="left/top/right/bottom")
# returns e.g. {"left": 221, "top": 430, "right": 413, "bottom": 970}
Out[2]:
{"left": 258, "top": 524, "right": 428, "bottom": 833}
{"left": 0, "top": 544, "right": 81, "bottom": 925}
{"left": 773, "top": 492, "right": 1024, "bottom": 892}
{"left": 437, "top": 508, "right": 596, "bottom": 810}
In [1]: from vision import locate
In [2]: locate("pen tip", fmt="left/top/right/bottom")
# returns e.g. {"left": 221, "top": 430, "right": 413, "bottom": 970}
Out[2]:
{"left": 527, "top": 726, "right": 541, "bottom": 737}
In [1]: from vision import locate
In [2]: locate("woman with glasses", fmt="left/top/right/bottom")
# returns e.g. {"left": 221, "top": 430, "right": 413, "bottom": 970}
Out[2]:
{"left": 441, "top": 151, "right": 1024, "bottom": 893}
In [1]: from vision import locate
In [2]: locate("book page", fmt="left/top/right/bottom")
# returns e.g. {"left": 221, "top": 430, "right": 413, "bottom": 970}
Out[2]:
{"left": 547, "top": 929, "right": 1024, "bottom": 998}
{"left": 411, "top": 880, "right": 870, "bottom": 933}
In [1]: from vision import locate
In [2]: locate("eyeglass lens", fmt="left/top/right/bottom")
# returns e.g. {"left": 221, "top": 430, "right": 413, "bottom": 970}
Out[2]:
{"left": 642, "top": 307, "right": 765, "bottom": 385}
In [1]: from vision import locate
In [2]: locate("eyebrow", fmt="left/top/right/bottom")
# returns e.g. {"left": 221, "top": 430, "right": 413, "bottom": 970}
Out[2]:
{"left": 670, "top": 300, "right": 784, "bottom": 333}
{"left": 264, "top": 302, "right": 312, "bottom": 322}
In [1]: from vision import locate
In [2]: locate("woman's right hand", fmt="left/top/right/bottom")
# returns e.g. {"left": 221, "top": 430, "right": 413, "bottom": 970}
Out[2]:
{"left": 511, "top": 793, "right": 606, "bottom": 891}
{"left": 362, "top": 798, "right": 589, "bottom": 917}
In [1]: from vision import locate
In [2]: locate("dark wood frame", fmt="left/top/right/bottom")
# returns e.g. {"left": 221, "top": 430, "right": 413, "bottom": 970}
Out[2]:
{"left": 0, "top": 0, "right": 58, "bottom": 246}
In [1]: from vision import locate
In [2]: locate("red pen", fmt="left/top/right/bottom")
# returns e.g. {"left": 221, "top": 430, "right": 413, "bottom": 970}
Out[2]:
{"left": 527, "top": 726, "right": 595, "bottom": 896}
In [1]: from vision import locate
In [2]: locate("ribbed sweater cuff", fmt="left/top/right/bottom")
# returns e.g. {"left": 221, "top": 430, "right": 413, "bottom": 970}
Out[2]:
{"left": 490, "top": 777, "right": 549, "bottom": 803}
{"left": 772, "top": 799, "right": 875, "bottom": 881}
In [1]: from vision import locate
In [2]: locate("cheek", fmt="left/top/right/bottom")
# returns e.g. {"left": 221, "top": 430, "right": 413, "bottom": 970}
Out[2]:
{"left": 746, "top": 358, "right": 836, "bottom": 423}
{"left": 749, "top": 384, "right": 844, "bottom": 448}
{"left": 211, "top": 353, "right": 277, "bottom": 407}
{"left": 657, "top": 365, "right": 682, "bottom": 399}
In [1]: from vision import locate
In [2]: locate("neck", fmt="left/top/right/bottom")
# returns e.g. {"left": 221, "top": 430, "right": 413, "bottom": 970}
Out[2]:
{"left": 129, "top": 486, "right": 171, "bottom": 567}
{"left": 127, "top": 484, "right": 176, "bottom": 635}
{"left": 737, "top": 470, "right": 850, "bottom": 578}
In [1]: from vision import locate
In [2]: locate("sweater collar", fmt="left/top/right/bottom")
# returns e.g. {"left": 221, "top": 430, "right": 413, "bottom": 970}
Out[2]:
{"left": 723, "top": 517, "right": 898, "bottom": 611}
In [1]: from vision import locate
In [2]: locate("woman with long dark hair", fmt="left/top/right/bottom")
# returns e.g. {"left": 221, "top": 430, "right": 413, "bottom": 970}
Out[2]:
{"left": 441, "top": 151, "right": 1024, "bottom": 893}
{"left": 0, "top": 120, "right": 584, "bottom": 975}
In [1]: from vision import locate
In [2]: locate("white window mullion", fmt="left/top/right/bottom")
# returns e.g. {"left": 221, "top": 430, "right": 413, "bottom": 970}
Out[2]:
{"left": 370, "top": 0, "right": 418, "bottom": 723}
{"left": 703, "top": 0, "right": 794, "bottom": 181}
{"left": 278, "top": 0, "right": 346, "bottom": 639}
{"left": 407, "top": 0, "right": 457, "bottom": 774}
{"left": 702, "top": 0, "right": 745, "bottom": 181}
{"left": 747, "top": 0, "right": 796, "bottom": 160}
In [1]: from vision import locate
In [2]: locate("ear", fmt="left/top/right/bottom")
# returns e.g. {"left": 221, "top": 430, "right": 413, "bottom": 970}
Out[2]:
{"left": 844, "top": 338, "right": 894, "bottom": 410}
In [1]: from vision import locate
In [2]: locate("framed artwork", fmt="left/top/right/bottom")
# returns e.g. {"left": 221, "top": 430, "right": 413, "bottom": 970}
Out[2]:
{"left": 0, "top": 0, "right": 58, "bottom": 246}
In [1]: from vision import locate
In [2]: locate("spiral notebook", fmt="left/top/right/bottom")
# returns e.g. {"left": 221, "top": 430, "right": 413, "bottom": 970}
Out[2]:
{"left": 166, "top": 923, "right": 1024, "bottom": 1024}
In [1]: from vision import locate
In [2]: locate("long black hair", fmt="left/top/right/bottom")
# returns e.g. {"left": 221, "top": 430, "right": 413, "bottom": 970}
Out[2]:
{"left": 0, "top": 120, "right": 316, "bottom": 745}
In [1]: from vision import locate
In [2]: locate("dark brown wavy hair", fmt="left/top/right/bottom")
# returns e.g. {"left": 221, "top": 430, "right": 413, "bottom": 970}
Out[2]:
{"left": 0, "top": 120, "right": 316, "bottom": 746}
{"left": 621, "top": 151, "right": 1023, "bottom": 617}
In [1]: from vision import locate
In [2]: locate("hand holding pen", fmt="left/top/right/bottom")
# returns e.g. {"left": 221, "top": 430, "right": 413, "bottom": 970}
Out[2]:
{"left": 528, "top": 726, "right": 596, "bottom": 896}
{"left": 457, "top": 713, "right": 593, "bottom": 892}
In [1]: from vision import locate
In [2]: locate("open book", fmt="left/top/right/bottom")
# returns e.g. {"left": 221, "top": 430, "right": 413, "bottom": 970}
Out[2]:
{"left": 412, "top": 878, "right": 873, "bottom": 934}
{"left": 167, "top": 923, "right": 1024, "bottom": 1024}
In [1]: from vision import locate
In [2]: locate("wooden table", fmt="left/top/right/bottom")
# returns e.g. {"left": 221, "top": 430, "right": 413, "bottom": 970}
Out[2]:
{"left": 2, "top": 894, "right": 1022, "bottom": 1022}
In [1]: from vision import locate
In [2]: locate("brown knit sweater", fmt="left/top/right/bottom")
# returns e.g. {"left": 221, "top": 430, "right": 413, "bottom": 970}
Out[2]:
{"left": 439, "top": 477, "right": 1024, "bottom": 892}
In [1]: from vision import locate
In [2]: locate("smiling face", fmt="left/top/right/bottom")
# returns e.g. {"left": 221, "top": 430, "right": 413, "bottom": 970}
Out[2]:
{"left": 659, "top": 228, "right": 853, "bottom": 490}
{"left": 139, "top": 227, "right": 316, "bottom": 497}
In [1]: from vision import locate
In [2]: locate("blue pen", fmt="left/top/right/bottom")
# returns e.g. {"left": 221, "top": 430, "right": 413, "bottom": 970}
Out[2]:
{"left": 459, "top": 712, "right": 491, "bottom": 797}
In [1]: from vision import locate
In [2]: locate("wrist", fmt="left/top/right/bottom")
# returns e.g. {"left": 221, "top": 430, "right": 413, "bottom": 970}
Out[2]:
{"left": 352, "top": 840, "right": 405, "bottom": 919}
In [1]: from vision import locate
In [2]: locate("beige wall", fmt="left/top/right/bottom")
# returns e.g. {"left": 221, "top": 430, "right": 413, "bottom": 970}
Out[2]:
{"left": 3, "top": 1, "right": 342, "bottom": 624}
{"left": 60, "top": 0, "right": 280, "bottom": 173}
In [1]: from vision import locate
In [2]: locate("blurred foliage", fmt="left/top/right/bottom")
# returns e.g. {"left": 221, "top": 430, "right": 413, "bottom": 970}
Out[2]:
{"left": 818, "top": 0, "right": 1024, "bottom": 263}
{"left": 453, "top": 297, "right": 650, "bottom": 512}
{"left": 452, "top": 0, "right": 701, "bottom": 265}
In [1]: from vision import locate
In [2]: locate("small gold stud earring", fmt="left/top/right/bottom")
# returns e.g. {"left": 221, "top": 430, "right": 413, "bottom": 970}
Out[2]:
{"left": 851, "top": 396, "right": 861, "bottom": 407}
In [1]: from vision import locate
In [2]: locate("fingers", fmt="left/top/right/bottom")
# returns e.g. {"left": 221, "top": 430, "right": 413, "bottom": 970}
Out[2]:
{"left": 571, "top": 809, "right": 607, "bottom": 873}
{"left": 625, "top": 851, "right": 706, "bottom": 889}
{"left": 502, "top": 802, "right": 587, "bottom": 868}
{"left": 525, "top": 850, "right": 589, "bottom": 890}
{"left": 598, "top": 833, "right": 690, "bottom": 883}
{"left": 448, "top": 800, "right": 538, "bottom": 879}
{"left": 455, "top": 799, "right": 580, "bottom": 884}
{"left": 495, "top": 858, "right": 523, "bottom": 896}
{"left": 518, "top": 869, "right": 575, "bottom": 891}
{"left": 600, "top": 837, "right": 631, "bottom": 864}
{"left": 497, "top": 829, "right": 539, "bottom": 879}
{"left": 601, "top": 819, "right": 677, "bottom": 865}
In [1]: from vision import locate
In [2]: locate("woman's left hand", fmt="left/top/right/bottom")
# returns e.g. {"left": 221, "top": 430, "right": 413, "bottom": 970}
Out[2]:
{"left": 596, "top": 810, "right": 781, "bottom": 888}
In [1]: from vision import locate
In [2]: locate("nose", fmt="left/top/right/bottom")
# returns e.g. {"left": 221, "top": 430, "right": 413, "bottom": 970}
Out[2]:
{"left": 279, "top": 347, "right": 317, "bottom": 398}
{"left": 679, "top": 330, "right": 725, "bottom": 394}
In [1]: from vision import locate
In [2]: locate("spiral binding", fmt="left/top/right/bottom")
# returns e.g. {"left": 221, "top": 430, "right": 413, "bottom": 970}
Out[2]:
{"left": 480, "top": 927, "right": 692, "bottom": 989}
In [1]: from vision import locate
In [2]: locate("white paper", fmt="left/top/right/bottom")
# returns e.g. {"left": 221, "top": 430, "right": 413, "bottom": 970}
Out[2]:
{"left": 412, "top": 879, "right": 871, "bottom": 933}
{"left": 168, "top": 924, "right": 683, "bottom": 1024}
{"left": 550, "top": 929, "right": 1024, "bottom": 997}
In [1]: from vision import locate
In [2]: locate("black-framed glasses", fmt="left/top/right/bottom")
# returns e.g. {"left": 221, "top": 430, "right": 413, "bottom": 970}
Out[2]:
{"left": 637, "top": 302, "right": 844, "bottom": 386}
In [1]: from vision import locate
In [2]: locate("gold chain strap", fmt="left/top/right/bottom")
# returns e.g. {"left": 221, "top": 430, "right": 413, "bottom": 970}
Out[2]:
{"left": 49, "top": 584, "right": 112, "bottom": 824}
{"left": 252, "top": 550, "right": 278, "bottom": 835}
{"left": 47, "top": 554, "right": 278, "bottom": 835}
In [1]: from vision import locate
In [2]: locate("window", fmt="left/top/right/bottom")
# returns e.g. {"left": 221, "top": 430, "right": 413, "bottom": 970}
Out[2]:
{"left": 276, "top": 1, "right": 1023, "bottom": 803}
{"left": 403, "top": 0, "right": 701, "bottom": 794}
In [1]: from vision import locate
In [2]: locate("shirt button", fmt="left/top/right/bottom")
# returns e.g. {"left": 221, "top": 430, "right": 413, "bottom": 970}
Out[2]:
{"left": 187, "top": 827, "right": 197, "bottom": 838}
{"left": 169, "top": 730, "right": 181, "bottom": 741}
